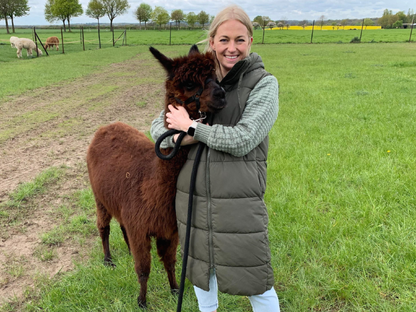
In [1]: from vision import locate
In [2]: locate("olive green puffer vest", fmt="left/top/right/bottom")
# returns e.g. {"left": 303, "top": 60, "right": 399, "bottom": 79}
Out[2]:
{"left": 175, "top": 53, "right": 275, "bottom": 296}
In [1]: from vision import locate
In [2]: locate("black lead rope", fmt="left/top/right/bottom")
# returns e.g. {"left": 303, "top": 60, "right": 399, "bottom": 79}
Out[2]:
{"left": 176, "top": 141, "right": 205, "bottom": 312}
{"left": 155, "top": 131, "right": 205, "bottom": 312}
{"left": 155, "top": 130, "right": 187, "bottom": 160}
{"left": 155, "top": 118, "right": 212, "bottom": 312}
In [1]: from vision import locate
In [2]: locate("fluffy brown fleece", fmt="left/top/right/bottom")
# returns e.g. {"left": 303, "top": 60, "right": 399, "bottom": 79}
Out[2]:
{"left": 86, "top": 45, "right": 225, "bottom": 308}
{"left": 45, "top": 36, "right": 59, "bottom": 51}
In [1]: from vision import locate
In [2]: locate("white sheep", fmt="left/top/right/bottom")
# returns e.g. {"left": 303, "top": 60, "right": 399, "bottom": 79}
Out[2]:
{"left": 10, "top": 36, "right": 43, "bottom": 59}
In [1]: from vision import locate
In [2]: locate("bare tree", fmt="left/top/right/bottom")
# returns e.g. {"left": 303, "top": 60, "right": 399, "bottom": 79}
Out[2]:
{"left": 319, "top": 15, "right": 325, "bottom": 29}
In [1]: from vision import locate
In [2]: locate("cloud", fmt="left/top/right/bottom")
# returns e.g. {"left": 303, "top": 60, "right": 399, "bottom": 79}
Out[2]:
{"left": 10, "top": 0, "right": 415, "bottom": 25}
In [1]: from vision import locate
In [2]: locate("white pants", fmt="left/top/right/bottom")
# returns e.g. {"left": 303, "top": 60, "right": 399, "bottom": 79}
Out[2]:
{"left": 193, "top": 271, "right": 280, "bottom": 312}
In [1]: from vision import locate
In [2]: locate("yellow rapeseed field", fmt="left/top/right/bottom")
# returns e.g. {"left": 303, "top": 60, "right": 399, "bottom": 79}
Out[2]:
{"left": 271, "top": 25, "right": 381, "bottom": 30}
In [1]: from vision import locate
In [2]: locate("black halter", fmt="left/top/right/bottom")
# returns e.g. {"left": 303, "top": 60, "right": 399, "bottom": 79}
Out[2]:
{"left": 174, "top": 78, "right": 214, "bottom": 118}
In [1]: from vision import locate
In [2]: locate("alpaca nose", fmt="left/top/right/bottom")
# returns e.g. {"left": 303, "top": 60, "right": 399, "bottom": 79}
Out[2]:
{"left": 214, "top": 86, "right": 226, "bottom": 100}
{"left": 212, "top": 87, "right": 226, "bottom": 109}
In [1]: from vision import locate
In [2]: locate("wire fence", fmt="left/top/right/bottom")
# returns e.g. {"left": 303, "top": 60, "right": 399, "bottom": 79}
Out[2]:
{"left": 0, "top": 21, "right": 414, "bottom": 59}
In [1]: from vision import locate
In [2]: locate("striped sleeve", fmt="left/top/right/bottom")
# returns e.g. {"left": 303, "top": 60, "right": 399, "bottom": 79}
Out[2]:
{"left": 150, "top": 109, "right": 176, "bottom": 149}
{"left": 194, "top": 75, "right": 279, "bottom": 157}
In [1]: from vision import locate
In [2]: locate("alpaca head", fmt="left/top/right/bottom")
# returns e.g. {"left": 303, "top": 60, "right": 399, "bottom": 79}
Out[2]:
{"left": 150, "top": 45, "right": 226, "bottom": 124}
{"left": 10, "top": 36, "right": 18, "bottom": 47}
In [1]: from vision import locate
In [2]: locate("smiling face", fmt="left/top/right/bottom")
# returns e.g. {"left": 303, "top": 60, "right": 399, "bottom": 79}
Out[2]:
{"left": 209, "top": 19, "right": 253, "bottom": 78}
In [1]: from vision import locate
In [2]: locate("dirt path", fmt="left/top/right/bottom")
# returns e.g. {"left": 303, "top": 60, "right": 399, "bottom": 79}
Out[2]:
{"left": 0, "top": 54, "right": 166, "bottom": 307}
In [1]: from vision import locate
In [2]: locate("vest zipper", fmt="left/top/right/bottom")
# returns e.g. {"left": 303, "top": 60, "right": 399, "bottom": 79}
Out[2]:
{"left": 205, "top": 147, "right": 215, "bottom": 270}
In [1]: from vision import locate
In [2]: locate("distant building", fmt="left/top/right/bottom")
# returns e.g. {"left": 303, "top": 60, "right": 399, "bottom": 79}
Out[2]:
{"left": 402, "top": 23, "right": 416, "bottom": 29}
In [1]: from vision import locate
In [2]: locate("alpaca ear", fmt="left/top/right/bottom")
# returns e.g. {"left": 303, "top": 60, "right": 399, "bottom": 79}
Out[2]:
{"left": 188, "top": 44, "right": 200, "bottom": 56}
{"left": 149, "top": 46, "right": 173, "bottom": 73}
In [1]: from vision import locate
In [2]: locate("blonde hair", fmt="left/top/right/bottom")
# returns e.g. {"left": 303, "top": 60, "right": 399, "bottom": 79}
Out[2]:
{"left": 198, "top": 5, "right": 253, "bottom": 80}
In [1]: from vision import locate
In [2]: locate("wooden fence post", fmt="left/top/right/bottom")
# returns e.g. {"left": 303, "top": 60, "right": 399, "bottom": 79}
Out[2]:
{"left": 409, "top": 17, "right": 414, "bottom": 42}
{"left": 82, "top": 26, "right": 85, "bottom": 51}
{"left": 359, "top": 19, "right": 364, "bottom": 42}
{"left": 169, "top": 22, "right": 172, "bottom": 45}
{"left": 61, "top": 27, "right": 65, "bottom": 54}
{"left": 310, "top": 20, "right": 315, "bottom": 43}
{"left": 34, "top": 27, "right": 39, "bottom": 57}
{"left": 98, "top": 20, "right": 101, "bottom": 49}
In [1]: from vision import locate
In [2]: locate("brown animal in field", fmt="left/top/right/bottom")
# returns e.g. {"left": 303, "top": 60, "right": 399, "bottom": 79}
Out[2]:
{"left": 45, "top": 36, "right": 59, "bottom": 51}
{"left": 86, "top": 45, "right": 225, "bottom": 308}
{"left": 10, "top": 36, "right": 42, "bottom": 58}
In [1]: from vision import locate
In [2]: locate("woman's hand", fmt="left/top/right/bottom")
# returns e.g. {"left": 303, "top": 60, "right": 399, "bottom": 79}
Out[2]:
{"left": 167, "top": 105, "right": 198, "bottom": 146}
{"left": 166, "top": 105, "right": 193, "bottom": 132}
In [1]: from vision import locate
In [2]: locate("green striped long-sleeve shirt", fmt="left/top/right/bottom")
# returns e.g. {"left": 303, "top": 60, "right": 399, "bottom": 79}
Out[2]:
{"left": 150, "top": 75, "right": 279, "bottom": 157}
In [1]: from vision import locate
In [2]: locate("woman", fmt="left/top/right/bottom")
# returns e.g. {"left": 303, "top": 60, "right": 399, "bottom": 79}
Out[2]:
{"left": 151, "top": 5, "right": 280, "bottom": 312}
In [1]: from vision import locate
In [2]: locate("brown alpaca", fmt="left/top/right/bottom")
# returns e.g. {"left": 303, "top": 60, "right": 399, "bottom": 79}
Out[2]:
{"left": 86, "top": 45, "right": 225, "bottom": 308}
{"left": 45, "top": 36, "right": 59, "bottom": 51}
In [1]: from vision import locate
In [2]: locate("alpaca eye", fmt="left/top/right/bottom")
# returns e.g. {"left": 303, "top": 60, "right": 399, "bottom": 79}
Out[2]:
{"left": 185, "top": 82, "right": 195, "bottom": 90}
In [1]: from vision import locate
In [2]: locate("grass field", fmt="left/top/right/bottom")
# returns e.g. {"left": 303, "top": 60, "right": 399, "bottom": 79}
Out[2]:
{"left": 0, "top": 42, "right": 415, "bottom": 311}
{"left": 0, "top": 27, "right": 414, "bottom": 60}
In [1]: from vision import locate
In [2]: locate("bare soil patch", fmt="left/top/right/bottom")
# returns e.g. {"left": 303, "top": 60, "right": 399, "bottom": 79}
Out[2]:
{"left": 0, "top": 55, "right": 165, "bottom": 307}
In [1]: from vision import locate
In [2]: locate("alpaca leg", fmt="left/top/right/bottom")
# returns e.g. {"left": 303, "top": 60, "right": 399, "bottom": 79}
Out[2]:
{"left": 131, "top": 237, "right": 152, "bottom": 309}
{"left": 120, "top": 224, "right": 131, "bottom": 253}
{"left": 27, "top": 48, "right": 32, "bottom": 58}
{"left": 56, "top": 44, "right": 59, "bottom": 51}
{"left": 156, "top": 233, "right": 180, "bottom": 294}
{"left": 96, "top": 201, "right": 114, "bottom": 266}
{"left": 17, "top": 48, "right": 22, "bottom": 58}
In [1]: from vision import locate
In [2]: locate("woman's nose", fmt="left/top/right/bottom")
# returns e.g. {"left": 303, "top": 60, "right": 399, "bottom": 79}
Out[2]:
{"left": 227, "top": 41, "right": 236, "bottom": 52}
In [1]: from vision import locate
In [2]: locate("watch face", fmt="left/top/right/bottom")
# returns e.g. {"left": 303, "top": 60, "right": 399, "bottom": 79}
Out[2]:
{"left": 187, "top": 126, "right": 196, "bottom": 136}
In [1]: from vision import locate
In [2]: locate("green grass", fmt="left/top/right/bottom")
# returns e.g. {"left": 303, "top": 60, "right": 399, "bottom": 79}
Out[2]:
{"left": 1, "top": 43, "right": 415, "bottom": 311}
{"left": 2, "top": 166, "right": 65, "bottom": 208}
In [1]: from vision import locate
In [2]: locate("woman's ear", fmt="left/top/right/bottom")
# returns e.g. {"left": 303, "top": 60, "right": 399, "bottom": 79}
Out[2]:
{"left": 209, "top": 38, "right": 215, "bottom": 51}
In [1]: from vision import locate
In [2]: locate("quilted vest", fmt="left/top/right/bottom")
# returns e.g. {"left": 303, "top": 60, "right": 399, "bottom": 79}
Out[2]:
{"left": 175, "top": 53, "right": 275, "bottom": 295}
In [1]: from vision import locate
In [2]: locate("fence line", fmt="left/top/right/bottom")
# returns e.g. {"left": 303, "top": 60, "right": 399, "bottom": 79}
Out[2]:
{"left": 21, "top": 26, "right": 416, "bottom": 58}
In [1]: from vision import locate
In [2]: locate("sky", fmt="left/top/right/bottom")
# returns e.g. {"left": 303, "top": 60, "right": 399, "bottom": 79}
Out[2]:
{"left": 7, "top": 0, "right": 416, "bottom": 26}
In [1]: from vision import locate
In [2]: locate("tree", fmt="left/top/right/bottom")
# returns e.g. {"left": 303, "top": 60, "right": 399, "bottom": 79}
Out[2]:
{"left": 86, "top": 0, "right": 105, "bottom": 20}
{"left": 252, "top": 21, "right": 260, "bottom": 30}
{"left": 363, "top": 18, "right": 374, "bottom": 29}
{"left": 319, "top": 15, "right": 325, "bottom": 29}
{"left": 101, "top": 0, "right": 130, "bottom": 31}
{"left": 197, "top": 10, "right": 209, "bottom": 28}
{"left": 396, "top": 11, "right": 407, "bottom": 23}
{"left": 86, "top": 0, "right": 105, "bottom": 47}
{"left": 340, "top": 19, "right": 348, "bottom": 29}
{"left": 0, "top": 0, "right": 11, "bottom": 34}
{"left": 45, "top": 0, "right": 82, "bottom": 32}
{"left": 135, "top": 3, "right": 152, "bottom": 29}
{"left": 378, "top": 9, "right": 397, "bottom": 29}
{"left": 7, "top": 0, "right": 29, "bottom": 33}
{"left": 171, "top": 9, "right": 184, "bottom": 29}
{"left": 186, "top": 11, "right": 197, "bottom": 29}
{"left": 277, "top": 21, "right": 284, "bottom": 30}
{"left": 151, "top": 6, "right": 169, "bottom": 29}
{"left": 299, "top": 20, "right": 308, "bottom": 29}
{"left": 253, "top": 15, "right": 263, "bottom": 26}
{"left": 267, "top": 21, "right": 276, "bottom": 30}
{"left": 45, "top": 0, "right": 67, "bottom": 31}
{"left": 392, "top": 20, "right": 403, "bottom": 28}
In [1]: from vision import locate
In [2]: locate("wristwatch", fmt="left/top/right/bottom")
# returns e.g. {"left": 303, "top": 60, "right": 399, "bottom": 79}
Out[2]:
{"left": 187, "top": 121, "right": 198, "bottom": 137}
